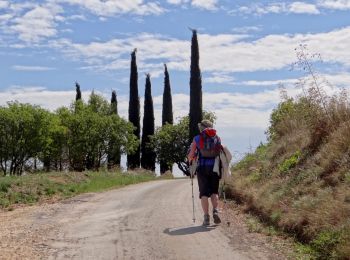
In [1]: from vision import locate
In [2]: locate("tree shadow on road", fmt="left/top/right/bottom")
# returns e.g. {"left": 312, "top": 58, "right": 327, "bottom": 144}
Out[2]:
{"left": 163, "top": 225, "right": 217, "bottom": 236}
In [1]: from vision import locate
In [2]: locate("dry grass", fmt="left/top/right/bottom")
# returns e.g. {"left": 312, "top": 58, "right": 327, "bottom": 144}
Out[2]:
{"left": 227, "top": 93, "right": 350, "bottom": 259}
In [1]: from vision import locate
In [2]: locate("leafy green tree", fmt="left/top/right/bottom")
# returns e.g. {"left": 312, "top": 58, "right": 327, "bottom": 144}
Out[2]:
{"left": 108, "top": 90, "right": 121, "bottom": 168}
{"left": 84, "top": 91, "right": 110, "bottom": 170}
{"left": 39, "top": 113, "right": 67, "bottom": 171}
{"left": 189, "top": 29, "right": 203, "bottom": 142}
{"left": 151, "top": 111, "right": 215, "bottom": 176}
{"left": 0, "top": 103, "right": 51, "bottom": 175}
{"left": 161, "top": 64, "right": 174, "bottom": 174}
{"left": 128, "top": 49, "right": 141, "bottom": 169}
{"left": 141, "top": 74, "right": 156, "bottom": 171}
{"left": 59, "top": 93, "right": 138, "bottom": 172}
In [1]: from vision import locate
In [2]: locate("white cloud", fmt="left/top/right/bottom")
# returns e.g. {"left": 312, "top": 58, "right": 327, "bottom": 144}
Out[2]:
{"left": 167, "top": 0, "right": 189, "bottom": 5}
{"left": 0, "top": 0, "right": 8, "bottom": 9}
{"left": 49, "top": 26, "right": 350, "bottom": 76}
{"left": 241, "top": 79, "right": 297, "bottom": 87}
{"left": 166, "top": 0, "right": 217, "bottom": 10}
{"left": 9, "top": 3, "right": 63, "bottom": 43}
{"left": 56, "top": 0, "right": 165, "bottom": 16}
{"left": 191, "top": 0, "right": 218, "bottom": 10}
{"left": 0, "top": 0, "right": 166, "bottom": 45}
{"left": 12, "top": 65, "right": 56, "bottom": 71}
{"left": 205, "top": 72, "right": 235, "bottom": 84}
{"left": 289, "top": 2, "right": 320, "bottom": 14}
{"left": 231, "top": 26, "right": 262, "bottom": 34}
{"left": 234, "top": 2, "right": 320, "bottom": 15}
{"left": 0, "top": 13, "right": 12, "bottom": 23}
{"left": 318, "top": 0, "right": 350, "bottom": 10}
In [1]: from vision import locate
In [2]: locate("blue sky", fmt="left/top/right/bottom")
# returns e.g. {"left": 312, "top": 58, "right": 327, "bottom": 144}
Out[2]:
{"left": 1, "top": 0, "right": 350, "bottom": 162}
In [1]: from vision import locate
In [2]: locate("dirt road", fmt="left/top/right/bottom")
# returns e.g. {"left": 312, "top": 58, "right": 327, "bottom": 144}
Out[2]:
{"left": 0, "top": 179, "right": 290, "bottom": 260}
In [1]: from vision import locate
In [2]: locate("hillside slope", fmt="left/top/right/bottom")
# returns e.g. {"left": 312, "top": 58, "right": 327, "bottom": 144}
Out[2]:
{"left": 226, "top": 94, "right": 350, "bottom": 259}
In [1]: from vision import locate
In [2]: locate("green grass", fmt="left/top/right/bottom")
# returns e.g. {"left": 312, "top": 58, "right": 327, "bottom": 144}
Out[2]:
{"left": 0, "top": 170, "right": 156, "bottom": 209}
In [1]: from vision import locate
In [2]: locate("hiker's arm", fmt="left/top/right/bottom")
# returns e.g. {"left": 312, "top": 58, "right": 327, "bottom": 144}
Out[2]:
{"left": 187, "top": 140, "right": 197, "bottom": 163}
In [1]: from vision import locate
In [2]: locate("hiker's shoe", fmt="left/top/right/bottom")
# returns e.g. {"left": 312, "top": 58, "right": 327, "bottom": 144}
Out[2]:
{"left": 213, "top": 209, "right": 221, "bottom": 224}
{"left": 203, "top": 214, "right": 210, "bottom": 226}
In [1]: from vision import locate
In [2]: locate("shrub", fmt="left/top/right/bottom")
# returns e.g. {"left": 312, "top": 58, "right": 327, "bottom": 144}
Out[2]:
{"left": 278, "top": 151, "right": 301, "bottom": 174}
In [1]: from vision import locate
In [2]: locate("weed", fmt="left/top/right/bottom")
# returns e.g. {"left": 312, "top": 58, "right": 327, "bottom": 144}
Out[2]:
{"left": 279, "top": 151, "right": 301, "bottom": 174}
{"left": 311, "top": 230, "right": 342, "bottom": 259}
{"left": 247, "top": 170, "right": 262, "bottom": 183}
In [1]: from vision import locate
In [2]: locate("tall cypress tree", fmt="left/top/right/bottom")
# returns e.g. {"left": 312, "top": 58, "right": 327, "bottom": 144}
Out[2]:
{"left": 111, "top": 90, "right": 118, "bottom": 115}
{"left": 141, "top": 74, "right": 156, "bottom": 171}
{"left": 160, "top": 64, "right": 173, "bottom": 174}
{"left": 75, "top": 82, "right": 82, "bottom": 101}
{"left": 108, "top": 90, "right": 121, "bottom": 168}
{"left": 189, "top": 29, "right": 203, "bottom": 142}
{"left": 162, "top": 64, "right": 173, "bottom": 126}
{"left": 127, "top": 49, "right": 141, "bottom": 169}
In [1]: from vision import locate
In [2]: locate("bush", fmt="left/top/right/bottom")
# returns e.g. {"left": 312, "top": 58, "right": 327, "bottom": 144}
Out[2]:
{"left": 278, "top": 151, "right": 301, "bottom": 174}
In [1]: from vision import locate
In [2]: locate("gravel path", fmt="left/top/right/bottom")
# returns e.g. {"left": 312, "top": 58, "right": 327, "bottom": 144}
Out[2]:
{"left": 0, "top": 179, "right": 292, "bottom": 260}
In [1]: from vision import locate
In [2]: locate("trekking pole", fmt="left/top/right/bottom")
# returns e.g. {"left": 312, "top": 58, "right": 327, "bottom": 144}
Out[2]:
{"left": 190, "top": 172, "right": 196, "bottom": 223}
{"left": 222, "top": 181, "right": 230, "bottom": 227}
{"left": 188, "top": 158, "right": 197, "bottom": 223}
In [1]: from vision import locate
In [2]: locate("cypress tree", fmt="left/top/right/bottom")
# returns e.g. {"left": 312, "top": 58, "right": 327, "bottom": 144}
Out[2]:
{"left": 160, "top": 64, "right": 173, "bottom": 174}
{"left": 75, "top": 82, "right": 82, "bottom": 101}
{"left": 111, "top": 90, "right": 118, "bottom": 115}
{"left": 141, "top": 74, "right": 156, "bottom": 171}
{"left": 127, "top": 49, "right": 141, "bottom": 169}
{"left": 162, "top": 64, "right": 173, "bottom": 126}
{"left": 189, "top": 29, "right": 203, "bottom": 142}
{"left": 108, "top": 90, "right": 121, "bottom": 168}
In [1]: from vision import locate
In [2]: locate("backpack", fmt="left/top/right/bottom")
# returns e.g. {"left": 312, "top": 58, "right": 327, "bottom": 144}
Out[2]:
{"left": 195, "top": 129, "right": 222, "bottom": 158}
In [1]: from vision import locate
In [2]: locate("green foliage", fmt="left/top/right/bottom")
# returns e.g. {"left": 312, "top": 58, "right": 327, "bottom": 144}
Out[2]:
{"left": 233, "top": 153, "right": 257, "bottom": 171}
{"left": 270, "top": 210, "right": 282, "bottom": 224}
{"left": 0, "top": 102, "right": 52, "bottom": 175}
{"left": 0, "top": 93, "right": 137, "bottom": 174}
{"left": 268, "top": 98, "right": 295, "bottom": 139}
{"left": 59, "top": 95, "right": 138, "bottom": 171}
{"left": 344, "top": 172, "right": 350, "bottom": 184}
{"left": 311, "top": 230, "right": 342, "bottom": 259}
{"left": 151, "top": 116, "right": 190, "bottom": 175}
{"left": 247, "top": 171, "right": 262, "bottom": 183}
{"left": 151, "top": 111, "right": 216, "bottom": 176}
{"left": 278, "top": 151, "right": 301, "bottom": 174}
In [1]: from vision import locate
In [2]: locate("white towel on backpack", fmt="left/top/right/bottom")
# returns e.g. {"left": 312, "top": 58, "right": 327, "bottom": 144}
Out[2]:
{"left": 213, "top": 146, "right": 232, "bottom": 181}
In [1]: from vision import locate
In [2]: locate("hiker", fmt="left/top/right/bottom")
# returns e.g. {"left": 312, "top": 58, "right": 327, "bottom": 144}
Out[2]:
{"left": 187, "top": 119, "right": 223, "bottom": 226}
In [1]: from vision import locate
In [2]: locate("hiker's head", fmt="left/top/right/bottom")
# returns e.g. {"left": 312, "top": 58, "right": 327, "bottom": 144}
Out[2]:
{"left": 198, "top": 120, "right": 213, "bottom": 132}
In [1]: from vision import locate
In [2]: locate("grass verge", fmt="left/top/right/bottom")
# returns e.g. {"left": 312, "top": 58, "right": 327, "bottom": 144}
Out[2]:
{"left": 0, "top": 170, "right": 157, "bottom": 210}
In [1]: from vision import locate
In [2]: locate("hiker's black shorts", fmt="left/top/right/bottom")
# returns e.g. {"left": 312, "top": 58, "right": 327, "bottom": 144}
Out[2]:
{"left": 197, "top": 165, "right": 220, "bottom": 198}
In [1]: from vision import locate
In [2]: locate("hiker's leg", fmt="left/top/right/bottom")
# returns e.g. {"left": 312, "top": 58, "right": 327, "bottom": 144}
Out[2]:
{"left": 210, "top": 193, "right": 219, "bottom": 210}
{"left": 201, "top": 196, "right": 209, "bottom": 215}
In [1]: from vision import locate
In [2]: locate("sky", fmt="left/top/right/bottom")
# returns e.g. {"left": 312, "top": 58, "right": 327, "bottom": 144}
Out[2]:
{"left": 1, "top": 0, "right": 350, "bottom": 163}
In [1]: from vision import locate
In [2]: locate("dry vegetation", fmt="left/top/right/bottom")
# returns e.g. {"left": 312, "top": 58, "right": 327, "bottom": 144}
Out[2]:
{"left": 227, "top": 89, "right": 350, "bottom": 259}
